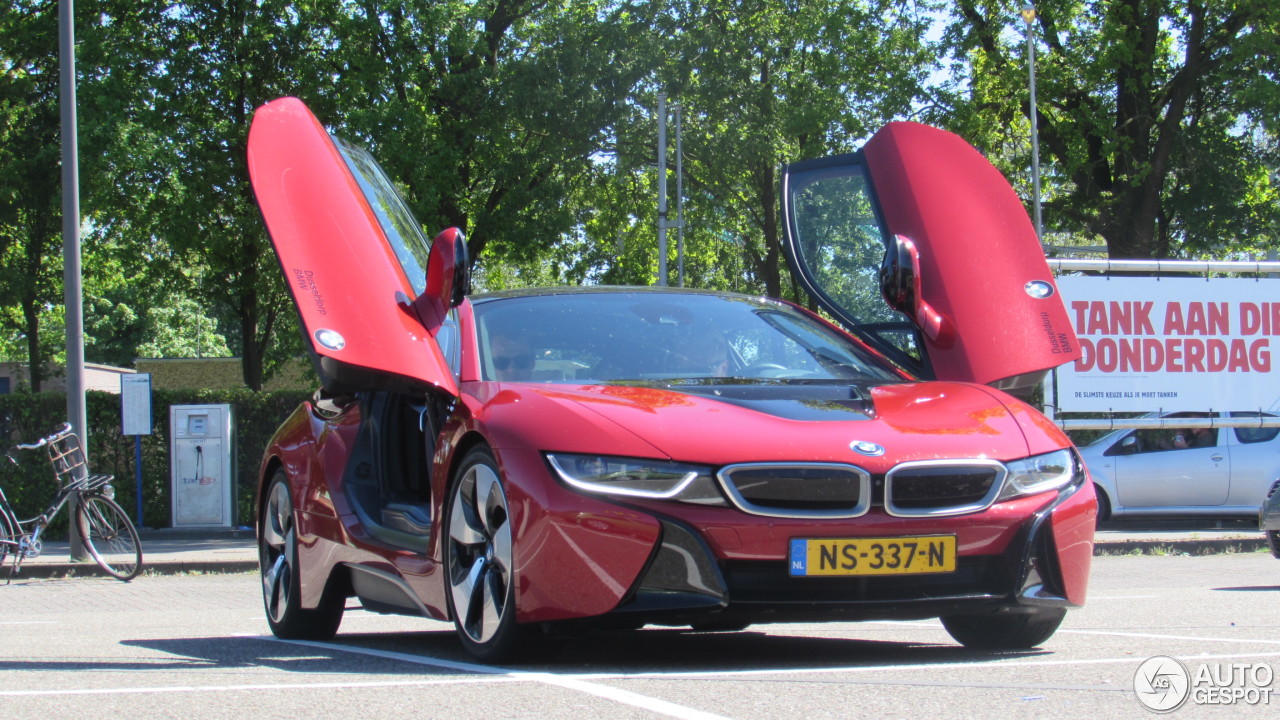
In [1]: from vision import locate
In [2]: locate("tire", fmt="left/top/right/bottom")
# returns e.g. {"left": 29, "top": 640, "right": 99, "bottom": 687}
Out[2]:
{"left": 444, "top": 446, "right": 528, "bottom": 662}
{"left": 1093, "top": 485, "right": 1111, "bottom": 529}
{"left": 0, "top": 508, "right": 16, "bottom": 567}
{"left": 259, "top": 472, "right": 344, "bottom": 639}
{"left": 941, "top": 608, "right": 1067, "bottom": 650}
{"left": 75, "top": 494, "right": 143, "bottom": 581}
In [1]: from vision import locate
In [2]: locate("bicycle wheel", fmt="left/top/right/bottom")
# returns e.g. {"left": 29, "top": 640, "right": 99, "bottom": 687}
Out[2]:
{"left": 0, "top": 508, "right": 16, "bottom": 567}
{"left": 75, "top": 494, "right": 143, "bottom": 581}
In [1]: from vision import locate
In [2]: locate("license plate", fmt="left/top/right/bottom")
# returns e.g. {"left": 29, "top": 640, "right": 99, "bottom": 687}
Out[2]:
{"left": 789, "top": 535, "right": 957, "bottom": 576}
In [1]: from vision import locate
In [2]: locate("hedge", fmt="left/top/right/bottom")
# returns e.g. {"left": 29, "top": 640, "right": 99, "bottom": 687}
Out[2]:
{"left": 0, "top": 389, "right": 311, "bottom": 535}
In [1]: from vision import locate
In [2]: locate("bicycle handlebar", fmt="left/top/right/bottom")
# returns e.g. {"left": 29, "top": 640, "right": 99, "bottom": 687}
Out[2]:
{"left": 10, "top": 420, "right": 74, "bottom": 448}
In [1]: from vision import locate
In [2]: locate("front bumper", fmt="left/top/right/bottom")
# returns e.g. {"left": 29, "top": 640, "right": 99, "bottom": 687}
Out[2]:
{"left": 604, "top": 479, "right": 1095, "bottom": 627}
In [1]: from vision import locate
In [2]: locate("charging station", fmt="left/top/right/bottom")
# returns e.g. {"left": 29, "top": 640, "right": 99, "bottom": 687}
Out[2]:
{"left": 169, "top": 404, "right": 234, "bottom": 528}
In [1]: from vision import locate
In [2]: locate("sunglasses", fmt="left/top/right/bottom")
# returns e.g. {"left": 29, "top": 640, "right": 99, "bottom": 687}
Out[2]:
{"left": 493, "top": 354, "right": 534, "bottom": 371}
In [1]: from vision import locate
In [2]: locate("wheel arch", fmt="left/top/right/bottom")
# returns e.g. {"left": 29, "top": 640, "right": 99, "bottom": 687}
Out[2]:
{"left": 1092, "top": 482, "right": 1113, "bottom": 522}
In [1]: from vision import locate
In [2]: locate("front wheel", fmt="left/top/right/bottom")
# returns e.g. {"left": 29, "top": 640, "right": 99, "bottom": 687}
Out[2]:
{"left": 941, "top": 608, "right": 1066, "bottom": 650}
{"left": 444, "top": 446, "right": 529, "bottom": 662}
{"left": 75, "top": 494, "right": 143, "bottom": 581}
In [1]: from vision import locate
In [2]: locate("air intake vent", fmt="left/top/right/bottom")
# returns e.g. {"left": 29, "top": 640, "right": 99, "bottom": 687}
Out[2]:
{"left": 718, "top": 463, "right": 870, "bottom": 518}
{"left": 885, "top": 460, "right": 1006, "bottom": 517}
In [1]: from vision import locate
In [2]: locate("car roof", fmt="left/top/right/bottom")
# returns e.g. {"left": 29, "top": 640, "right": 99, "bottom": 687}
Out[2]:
{"left": 470, "top": 285, "right": 782, "bottom": 304}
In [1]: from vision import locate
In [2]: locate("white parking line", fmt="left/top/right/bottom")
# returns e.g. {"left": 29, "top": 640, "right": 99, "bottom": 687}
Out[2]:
{"left": 272, "top": 637, "right": 737, "bottom": 720}
{"left": 5, "top": 632, "right": 1276, "bottom": 712}
{"left": 1060, "top": 628, "right": 1280, "bottom": 645}
{"left": 558, "top": 651, "right": 1280, "bottom": 682}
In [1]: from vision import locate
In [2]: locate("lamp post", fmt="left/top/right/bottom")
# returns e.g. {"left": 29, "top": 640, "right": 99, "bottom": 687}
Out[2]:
{"left": 1021, "top": 4, "right": 1044, "bottom": 241}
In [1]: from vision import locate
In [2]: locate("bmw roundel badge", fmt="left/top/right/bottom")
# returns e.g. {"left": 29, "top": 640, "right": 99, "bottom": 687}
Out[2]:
{"left": 315, "top": 328, "right": 346, "bottom": 351}
{"left": 850, "top": 440, "right": 885, "bottom": 457}
{"left": 1024, "top": 280, "right": 1055, "bottom": 299}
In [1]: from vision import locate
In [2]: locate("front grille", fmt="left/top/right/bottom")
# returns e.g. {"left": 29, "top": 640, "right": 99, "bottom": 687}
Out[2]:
{"left": 884, "top": 460, "right": 1006, "bottom": 517}
{"left": 717, "top": 463, "right": 870, "bottom": 518}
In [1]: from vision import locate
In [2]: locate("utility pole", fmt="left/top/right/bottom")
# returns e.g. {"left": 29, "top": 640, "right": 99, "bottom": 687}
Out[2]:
{"left": 1022, "top": 4, "right": 1044, "bottom": 240}
{"left": 60, "top": 0, "right": 89, "bottom": 560}
{"left": 656, "top": 93, "right": 668, "bottom": 286}
{"left": 675, "top": 104, "right": 685, "bottom": 287}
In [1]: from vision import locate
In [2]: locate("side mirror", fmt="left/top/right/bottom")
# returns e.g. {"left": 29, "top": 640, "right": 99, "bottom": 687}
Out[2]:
{"left": 879, "top": 234, "right": 949, "bottom": 345}
{"left": 1114, "top": 435, "right": 1139, "bottom": 456}
{"left": 411, "top": 227, "right": 471, "bottom": 334}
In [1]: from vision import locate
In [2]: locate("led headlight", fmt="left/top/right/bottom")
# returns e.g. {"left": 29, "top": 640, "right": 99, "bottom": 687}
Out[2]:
{"left": 999, "top": 448, "right": 1078, "bottom": 500}
{"left": 546, "top": 453, "right": 725, "bottom": 504}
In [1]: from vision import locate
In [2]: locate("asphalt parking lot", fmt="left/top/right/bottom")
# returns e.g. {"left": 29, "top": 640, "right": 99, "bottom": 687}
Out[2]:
{"left": 2, "top": 550, "right": 1276, "bottom": 719}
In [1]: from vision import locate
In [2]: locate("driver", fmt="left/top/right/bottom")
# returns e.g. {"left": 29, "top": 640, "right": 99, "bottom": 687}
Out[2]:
{"left": 489, "top": 333, "right": 535, "bottom": 381}
{"left": 671, "top": 331, "right": 731, "bottom": 377}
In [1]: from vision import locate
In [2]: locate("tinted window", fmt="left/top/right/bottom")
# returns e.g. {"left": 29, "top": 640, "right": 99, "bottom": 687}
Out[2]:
{"left": 472, "top": 292, "right": 900, "bottom": 384}
{"left": 1231, "top": 412, "right": 1280, "bottom": 444}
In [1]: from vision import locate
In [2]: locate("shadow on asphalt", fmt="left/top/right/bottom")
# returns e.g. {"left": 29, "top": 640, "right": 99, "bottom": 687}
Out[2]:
{"left": 114, "top": 625, "right": 1053, "bottom": 675}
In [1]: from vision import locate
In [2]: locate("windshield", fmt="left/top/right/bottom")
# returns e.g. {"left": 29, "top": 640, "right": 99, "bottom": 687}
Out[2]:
{"left": 473, "top": 292, "right": 901, "bottom": 384}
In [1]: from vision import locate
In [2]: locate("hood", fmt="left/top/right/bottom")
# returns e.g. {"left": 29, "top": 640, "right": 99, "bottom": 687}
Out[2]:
{"left": 474, "top": 380, "right": 1046, "bottom": 468}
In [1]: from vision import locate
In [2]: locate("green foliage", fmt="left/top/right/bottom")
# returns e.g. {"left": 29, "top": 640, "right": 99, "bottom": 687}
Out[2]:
{"left": 939, "top": 0, "right": 1280, "bottom": 259}
{"left": 4, "top": 0, "right": 1278, "bottom": 394}
{"left": 0, "top": 389, "right": 310, "bottom": 535}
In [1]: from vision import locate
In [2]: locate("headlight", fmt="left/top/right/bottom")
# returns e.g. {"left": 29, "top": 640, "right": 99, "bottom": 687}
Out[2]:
{"left": 546, "top": 453, "right": 725, "bottom": 505}
{"left": 999, "top": 449, "right": 1078, "bottom": 500}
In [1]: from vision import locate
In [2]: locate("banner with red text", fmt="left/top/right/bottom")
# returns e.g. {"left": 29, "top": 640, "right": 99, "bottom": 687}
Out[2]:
{"left": 1055, "top": 276, "right": 1278, "bottom": 413}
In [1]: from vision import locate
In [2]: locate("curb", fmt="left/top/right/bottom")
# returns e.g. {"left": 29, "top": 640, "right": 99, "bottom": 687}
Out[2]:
{"left": 11, "top": 538, "right": 1269, "bottom": 581}
{"left": 1092, "top": 537, "right": 1268, "bottom": 556}
{"left": 8, "top": 559, "right": 259, "bottom": 581}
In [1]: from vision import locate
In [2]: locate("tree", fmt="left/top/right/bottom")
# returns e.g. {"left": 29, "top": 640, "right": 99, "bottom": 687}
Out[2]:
{"left": 0, "top": 1, "right": 71, "bottom": 390}
{"left": 140, "top": 1, "right": 340, "bottom": 389}
{"left": 563, "top": 1, "right": 940, "bottom": 297}
{"left": 325, "top": 0, "right": 663, "bottom": 283}
{"left": 943, "top": 0, "right": 1280, "bottom": 259}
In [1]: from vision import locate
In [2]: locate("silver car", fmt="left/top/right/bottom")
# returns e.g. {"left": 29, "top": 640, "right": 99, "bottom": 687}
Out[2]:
{"left": 1080, "top": 411, "right": 1280, "bottom": 521}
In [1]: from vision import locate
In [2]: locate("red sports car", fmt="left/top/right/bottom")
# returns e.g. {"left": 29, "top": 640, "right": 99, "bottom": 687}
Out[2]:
{"left": 248, "top": 97, "right": 1095, "bottom": 661}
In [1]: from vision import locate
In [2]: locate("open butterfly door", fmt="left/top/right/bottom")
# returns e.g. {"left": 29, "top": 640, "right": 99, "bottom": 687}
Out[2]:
{"left": 782, "top": 122, "right": 1079, "bottom": 394}
{"left": 247, "top": 97, "right": 466, "bottom": 396}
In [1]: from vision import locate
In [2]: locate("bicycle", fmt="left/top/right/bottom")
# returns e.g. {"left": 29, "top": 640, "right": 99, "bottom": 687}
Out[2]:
{"left": 1, "top": 423, "right": 143, "bottom": 582}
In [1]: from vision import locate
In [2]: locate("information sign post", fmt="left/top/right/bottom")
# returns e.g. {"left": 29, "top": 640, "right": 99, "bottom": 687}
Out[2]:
{"left": 120, "top": 374, "right": 153, "bottom": 526}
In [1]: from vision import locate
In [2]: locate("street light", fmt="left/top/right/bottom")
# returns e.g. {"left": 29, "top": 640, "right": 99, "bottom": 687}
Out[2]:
{"left": 1021, "top": 4, "right": 1044, "bottom": 241}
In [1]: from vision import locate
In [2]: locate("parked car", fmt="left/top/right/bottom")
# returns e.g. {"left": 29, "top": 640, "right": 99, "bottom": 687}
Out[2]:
{"left": 247, "top": 97, "right": 1095, "bottom": 661}
{"left": 1080, "top": 411, "right": 1280, "bottom": 521}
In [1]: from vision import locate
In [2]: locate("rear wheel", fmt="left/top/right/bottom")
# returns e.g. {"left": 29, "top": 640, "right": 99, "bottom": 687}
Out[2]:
{"left": 444, "top": 446, "right": 528, "bottom": 662}
{"left": 75, "top": 495, "right": 142, "bottom": 581}
{"left": 260, "top": 472, "right": 344, "bottom": 639}
{"left": 941, "top": 608, "right": 1066, "bottom": 650}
